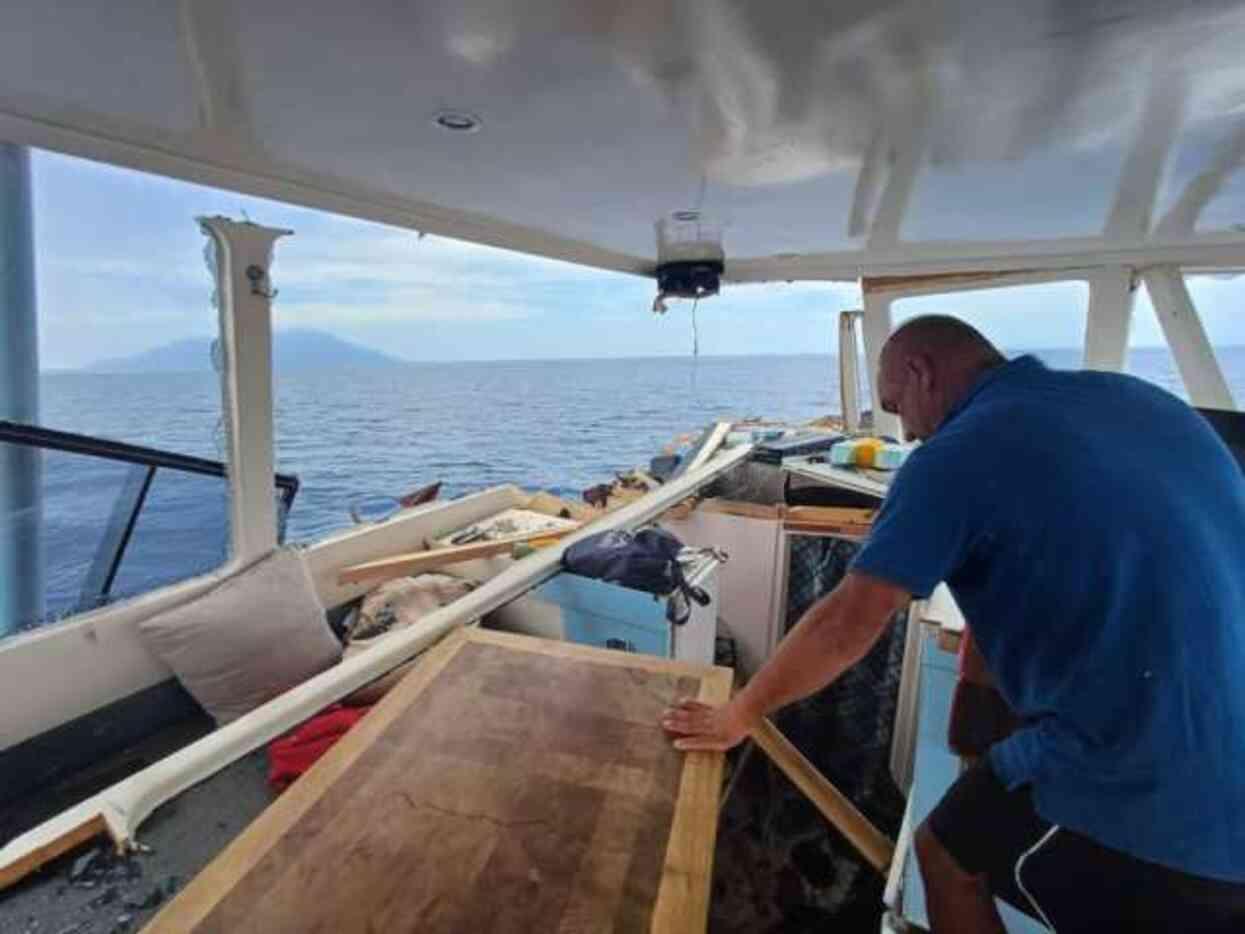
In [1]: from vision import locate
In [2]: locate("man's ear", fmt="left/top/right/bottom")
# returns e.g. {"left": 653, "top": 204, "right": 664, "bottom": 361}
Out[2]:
{"left": 908, "top": 353, "right": 936, "bottom": 390}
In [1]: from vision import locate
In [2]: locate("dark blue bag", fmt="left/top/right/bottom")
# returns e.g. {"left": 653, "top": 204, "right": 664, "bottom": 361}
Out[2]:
{"left": 562, "top": 527, "right": 710, "bottom": 624}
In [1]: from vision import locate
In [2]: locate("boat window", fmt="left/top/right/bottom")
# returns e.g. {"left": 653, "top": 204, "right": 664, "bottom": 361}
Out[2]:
{"left": 889, "top": 280, "right": 1090, "bottom": 371}
{"left": 0, "top": 151, "right": 237, "bottom": 640}
{"left": 271, "top": 278, "right": 863, "bottom": 543}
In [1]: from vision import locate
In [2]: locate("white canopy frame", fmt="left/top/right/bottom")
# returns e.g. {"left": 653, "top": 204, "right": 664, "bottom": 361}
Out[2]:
{"left": 854, "top": 263, "right": 1239, "bottom": 433}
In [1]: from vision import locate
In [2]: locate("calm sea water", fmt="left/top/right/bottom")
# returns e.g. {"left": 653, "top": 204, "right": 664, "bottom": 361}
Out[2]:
{"left": 13, "top": 348, "right": 1245, "bottom": 625}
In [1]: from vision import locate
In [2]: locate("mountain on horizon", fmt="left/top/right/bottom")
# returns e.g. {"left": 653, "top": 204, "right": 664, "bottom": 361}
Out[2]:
{"left": 86, "top": 329, "right": 405, "bottom": 372}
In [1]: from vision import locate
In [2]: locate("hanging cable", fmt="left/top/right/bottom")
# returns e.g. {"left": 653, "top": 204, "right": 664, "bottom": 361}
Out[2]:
{"left": 691, "top": 295, "right": 700, "bottom": 358}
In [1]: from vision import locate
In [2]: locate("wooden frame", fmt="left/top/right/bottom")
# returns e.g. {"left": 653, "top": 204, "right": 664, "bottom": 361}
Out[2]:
{"left": 145, "top": 628, "right": 733, "bottom": 933}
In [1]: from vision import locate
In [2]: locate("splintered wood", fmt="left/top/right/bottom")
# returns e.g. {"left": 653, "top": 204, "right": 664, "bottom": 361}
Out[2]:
{"left": 145, "top": 629, "right": 732, "bottom": 934}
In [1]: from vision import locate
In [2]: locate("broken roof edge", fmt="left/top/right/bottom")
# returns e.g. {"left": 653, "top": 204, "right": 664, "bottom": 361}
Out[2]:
{"left": 0, "top": 441, "right": 753, "bottom": 893}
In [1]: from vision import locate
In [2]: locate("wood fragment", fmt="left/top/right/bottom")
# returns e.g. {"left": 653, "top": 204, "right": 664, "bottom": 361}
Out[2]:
{"left": 751, "top": 718, "right": 895, "bottom": 874}
{"left": 661, "top": 497, "right": 700, "bottom": 522}
{"left": 522, "top": 490, "right": 600, "bottom": 523}
{"left": 0, "top": 814, "right": 113, "bottom": 891}
{"left": 397, "top": 480, "right": 441, "bottom": 509}
{"left": 784, "top": 506, "right": 876, "bottom": 525}
{"left": 337, "top": 526, "right": 579, "bottom": 586}
{"left": 698, "top": 499, "right": 783, "bottom": 520}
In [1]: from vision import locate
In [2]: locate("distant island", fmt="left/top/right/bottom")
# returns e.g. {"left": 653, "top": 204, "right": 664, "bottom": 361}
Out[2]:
{"left": 86, "top": 328, "right": 405, "bottom": 372}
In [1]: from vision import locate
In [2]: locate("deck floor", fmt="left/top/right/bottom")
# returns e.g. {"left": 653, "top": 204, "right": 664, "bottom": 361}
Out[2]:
{"left": 0, "top": 751, "right": 271, "bottom": 934}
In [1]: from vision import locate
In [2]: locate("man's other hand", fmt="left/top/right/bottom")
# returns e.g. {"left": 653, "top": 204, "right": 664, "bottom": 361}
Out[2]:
{"left": 660, "top": 697, "right": 754, "bottom": 751}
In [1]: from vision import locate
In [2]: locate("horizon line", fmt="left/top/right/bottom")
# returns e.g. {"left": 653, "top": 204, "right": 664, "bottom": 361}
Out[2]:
{"left": 46, "top": 343, "right": 1245, "bottom": 373}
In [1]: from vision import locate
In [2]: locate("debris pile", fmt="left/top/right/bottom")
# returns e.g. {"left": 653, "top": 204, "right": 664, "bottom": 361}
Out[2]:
{"left": 14, "top": 844, "right": 181, "bottom": 934}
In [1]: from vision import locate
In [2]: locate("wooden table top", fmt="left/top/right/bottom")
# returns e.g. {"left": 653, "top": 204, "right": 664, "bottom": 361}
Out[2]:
{"left": 145, "top": 627, "right": 733, "bottom": 933}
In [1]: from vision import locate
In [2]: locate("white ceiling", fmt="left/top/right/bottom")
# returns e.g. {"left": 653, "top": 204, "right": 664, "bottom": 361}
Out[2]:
{"left": 3, "top": 0, "right": 1245, "bottom": 279}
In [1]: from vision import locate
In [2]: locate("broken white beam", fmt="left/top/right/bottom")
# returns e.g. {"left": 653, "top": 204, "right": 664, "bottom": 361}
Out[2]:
{"left": 0, "top": 442, "right": 753, "bottom": 891}
{"left": 682, "top": 421, "right": 733, "bottom": 475}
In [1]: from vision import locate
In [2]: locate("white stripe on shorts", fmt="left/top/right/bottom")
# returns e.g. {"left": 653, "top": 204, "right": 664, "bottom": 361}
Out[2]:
{"left": 1015, "top": 825, "right": 1061, "bottom": 931}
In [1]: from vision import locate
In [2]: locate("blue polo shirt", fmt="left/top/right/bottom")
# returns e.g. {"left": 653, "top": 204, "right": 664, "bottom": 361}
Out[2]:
{"left": 853, "top": 355, "right": 1245, "bottom": 881}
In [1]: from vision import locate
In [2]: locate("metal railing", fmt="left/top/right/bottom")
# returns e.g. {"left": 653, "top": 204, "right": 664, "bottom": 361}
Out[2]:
{"left": 0, "top": 419, "right": 299, "bottom": 614}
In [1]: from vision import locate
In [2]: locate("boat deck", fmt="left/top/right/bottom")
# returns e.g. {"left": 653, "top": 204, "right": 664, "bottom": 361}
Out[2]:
{"left": 0, "top": 751, "right": 271, "bottom": 934}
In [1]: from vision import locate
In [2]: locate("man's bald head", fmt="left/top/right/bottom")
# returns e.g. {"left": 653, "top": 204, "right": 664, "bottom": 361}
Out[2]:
{"left": 877, "top": 315, "right": 1005, "bottom": 441}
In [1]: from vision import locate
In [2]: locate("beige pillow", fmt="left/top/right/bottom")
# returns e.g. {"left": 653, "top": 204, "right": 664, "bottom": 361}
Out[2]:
{"left": 342, "top": 574, "right": 475, "bottom": 705}
{"left": 139, "top": 548, "right": 342, "bottom": 724}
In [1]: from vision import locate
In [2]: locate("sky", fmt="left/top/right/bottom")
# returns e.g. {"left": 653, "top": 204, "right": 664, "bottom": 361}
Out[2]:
{"left": 26, "top": 149, "right": 1245, "bottom": 370}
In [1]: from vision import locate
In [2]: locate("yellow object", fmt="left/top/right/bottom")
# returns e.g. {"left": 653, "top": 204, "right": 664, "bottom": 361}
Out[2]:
{"left": 510, "top": 536, "right": 563, "bottom": 559}
{"left": 854, "top": 437, "right": 884, "bottom": 468}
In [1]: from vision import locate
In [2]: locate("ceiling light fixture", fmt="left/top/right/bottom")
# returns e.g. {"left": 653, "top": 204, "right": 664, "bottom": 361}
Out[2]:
{"left": 432, "top": 110, "right": 482, "bottom": 133}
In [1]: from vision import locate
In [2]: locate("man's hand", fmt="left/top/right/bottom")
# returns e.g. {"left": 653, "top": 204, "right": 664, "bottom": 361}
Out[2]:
{"left": 660, "top": 697, "right": 756, "bottom": 751}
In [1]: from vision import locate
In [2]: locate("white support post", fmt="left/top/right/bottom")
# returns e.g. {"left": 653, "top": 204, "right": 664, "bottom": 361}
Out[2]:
{"left": 1141, "top": 266, "right": 1235, "bottom": 409}
{"left": 861, "top": 288, "right": 902, "bottom": 439}
{"left": 199, "top": 217, "right": 291, "bottom": 564}
{"left": 1083, "top": 267, "right": 1136, "bottom": 372}
{"left": 838, "top": 310, "right": 863, "bottom": 432}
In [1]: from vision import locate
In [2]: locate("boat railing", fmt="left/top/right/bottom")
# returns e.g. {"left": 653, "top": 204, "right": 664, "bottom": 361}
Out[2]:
{"left": 0, "top": 419, "right": 299, "bottom": 624}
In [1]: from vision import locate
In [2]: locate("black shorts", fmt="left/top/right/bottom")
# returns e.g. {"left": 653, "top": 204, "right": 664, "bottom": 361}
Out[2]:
{"left": 926, "top": 763, "right": 1245, "bottom": 933}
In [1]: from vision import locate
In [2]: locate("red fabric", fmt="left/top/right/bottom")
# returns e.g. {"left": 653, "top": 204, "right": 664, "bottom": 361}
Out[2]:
{"left": 267, "top": 703, "right": 371, "bottom": 793}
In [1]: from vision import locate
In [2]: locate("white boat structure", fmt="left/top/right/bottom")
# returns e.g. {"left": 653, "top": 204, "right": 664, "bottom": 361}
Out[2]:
{"left": 2, "top": 2, "right": 1245, "bottom": 931}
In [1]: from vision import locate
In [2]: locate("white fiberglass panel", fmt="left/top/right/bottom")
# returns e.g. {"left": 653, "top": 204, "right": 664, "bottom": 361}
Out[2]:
{"left": 0, "top": 0, "right": 196, "bottom": 132}
{"left": 5, "top": 0, "right": 1245, "bottom": 268}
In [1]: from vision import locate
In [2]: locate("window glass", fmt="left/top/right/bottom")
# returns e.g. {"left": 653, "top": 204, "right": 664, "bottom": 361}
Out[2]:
{"left": 0, "top": 151, "right": 232, "bottom": 640}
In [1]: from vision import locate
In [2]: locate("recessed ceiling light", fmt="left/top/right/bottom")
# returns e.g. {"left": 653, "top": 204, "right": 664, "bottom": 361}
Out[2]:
{"left": 672, "top": 210, "right": 700, "bottom": 222}
{"left": 433, "top": 110, "right": 482, "bottom": 133}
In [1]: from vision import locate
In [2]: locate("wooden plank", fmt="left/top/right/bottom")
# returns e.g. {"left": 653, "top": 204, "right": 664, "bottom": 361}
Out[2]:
{"left": 783, "top": 505, "right": 875, "bottom": 538}
{"left": 785, "top": 506, "right": 876, "bottom": 526}
{"left": 0, "top": 813, "right": 113, "bottom": 891}
{"left": 782, "top": 521, "right": 870, "bottom": 539}
{"left": 145, "top": 629, "right": 732, "bottom": 933}
{"left": 337, "top": 525, "right": 578, "bottom": 586}
{"left": 523, "top": 490, "right": 601, "bottom": 524}
{"left": 698, "top": 499, "right": 783, "bottom": 520}
{"left": 751, "top": 717, "right": 895, "bottom": 874}
{"left": 651, "top": 665, "right": 733, "bottom": 933}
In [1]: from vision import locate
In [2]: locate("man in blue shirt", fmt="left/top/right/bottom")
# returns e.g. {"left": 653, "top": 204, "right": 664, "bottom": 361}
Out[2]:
{"left": 663, "top": 315, "right": 1245, "bottom": 932}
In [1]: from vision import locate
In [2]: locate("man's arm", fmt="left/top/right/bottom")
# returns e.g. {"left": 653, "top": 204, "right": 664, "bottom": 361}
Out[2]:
{"left": 661, "top": 570, "right": 911, "bottom": 751}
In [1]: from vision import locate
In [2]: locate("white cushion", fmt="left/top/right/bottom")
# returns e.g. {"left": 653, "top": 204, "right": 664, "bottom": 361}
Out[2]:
{"left": 139, "top": 548, "right": 342, "bottom": 725}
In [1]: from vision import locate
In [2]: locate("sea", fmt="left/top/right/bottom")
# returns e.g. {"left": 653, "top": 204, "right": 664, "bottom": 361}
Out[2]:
{"left": 10, "top": 347, "right": 1245, "bottom": 628}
